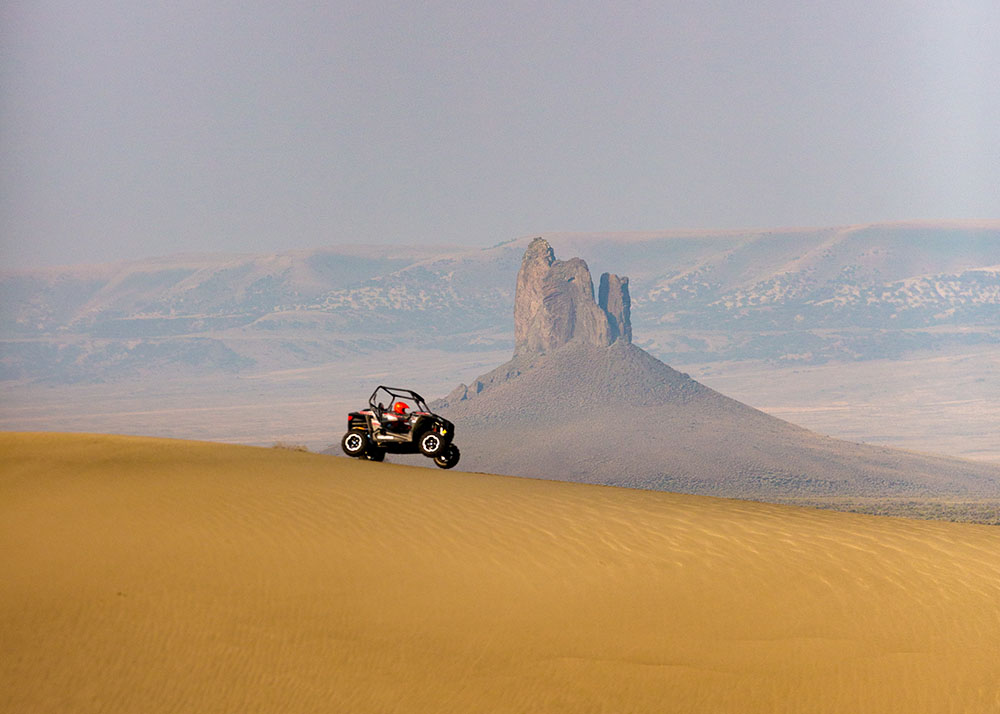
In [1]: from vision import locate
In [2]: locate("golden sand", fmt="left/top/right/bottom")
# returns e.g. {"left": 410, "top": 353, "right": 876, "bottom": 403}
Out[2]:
{"left": 2, "top": 432, "right": 999, "bottom": 712}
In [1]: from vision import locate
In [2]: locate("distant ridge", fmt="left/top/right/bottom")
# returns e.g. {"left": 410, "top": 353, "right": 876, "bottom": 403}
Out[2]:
{"left": 4, "top": 220, "right": 998, "bottom": 382}
{"left": 437, "top": 239, "right": 1000, "bottom": 499}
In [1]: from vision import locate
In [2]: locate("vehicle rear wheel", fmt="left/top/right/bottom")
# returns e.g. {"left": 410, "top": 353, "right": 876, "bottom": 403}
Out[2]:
{"left": 418, "top": 431, "right": 446, "bottom": 457}
{"left": 341, "top": 430, "right": 367, "bottom": 457}
{"left": 434, "top": 444, "right": 460, "bottom": 469}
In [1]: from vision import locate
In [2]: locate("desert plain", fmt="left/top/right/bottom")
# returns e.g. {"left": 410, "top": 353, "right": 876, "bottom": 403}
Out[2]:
{"left": 3, "top": 431, "right": 1000, "bottom": 713}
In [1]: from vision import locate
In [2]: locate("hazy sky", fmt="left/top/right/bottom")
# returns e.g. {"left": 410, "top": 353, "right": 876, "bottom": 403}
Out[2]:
{"left": 3, "top": 0, "right": 998, "bottom": 268}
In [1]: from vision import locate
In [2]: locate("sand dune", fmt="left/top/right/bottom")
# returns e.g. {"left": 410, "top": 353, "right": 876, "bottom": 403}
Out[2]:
{"left": 3, "top": 432, "right": 1000, "bottom": 712}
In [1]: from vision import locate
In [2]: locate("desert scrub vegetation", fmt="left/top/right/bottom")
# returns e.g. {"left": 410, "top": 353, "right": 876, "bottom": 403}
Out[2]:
{"left": 271, "top": 442, "right": 310, "bottom": 453}
{"left": 777, "top": 498, "right": 1000, "bottom": 526}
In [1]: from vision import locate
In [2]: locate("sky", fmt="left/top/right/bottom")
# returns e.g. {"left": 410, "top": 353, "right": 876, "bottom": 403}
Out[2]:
{"left": 2, "top": 0, "right": 999, "bottom": 268}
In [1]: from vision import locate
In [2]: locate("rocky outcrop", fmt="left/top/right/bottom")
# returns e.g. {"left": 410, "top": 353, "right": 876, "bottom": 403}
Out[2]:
{"left": 513, "top": 238, "right": 631, "bottom": 355}
{"left": 431, "top": 235, "right": 1000, "bottom": 510}
{"left": 440, "top": 238, "right": 635, "bottom": 408}
{"left": 598, "top": 273, "right": 631, "bottom": 344}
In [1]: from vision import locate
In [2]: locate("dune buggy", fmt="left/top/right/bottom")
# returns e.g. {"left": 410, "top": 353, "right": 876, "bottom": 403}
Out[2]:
{"left": 340, "top": 386, "right": 460, "bottom": 469}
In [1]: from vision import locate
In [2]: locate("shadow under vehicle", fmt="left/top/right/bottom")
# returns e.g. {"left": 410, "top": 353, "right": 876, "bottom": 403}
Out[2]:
{"left": 340, "top": 386, "right": 460, "bottom": 469}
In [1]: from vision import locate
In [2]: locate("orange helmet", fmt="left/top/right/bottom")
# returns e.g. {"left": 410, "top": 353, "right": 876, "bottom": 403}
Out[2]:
{"left": 392, "top": 401, "right": 408, "bottom": 415}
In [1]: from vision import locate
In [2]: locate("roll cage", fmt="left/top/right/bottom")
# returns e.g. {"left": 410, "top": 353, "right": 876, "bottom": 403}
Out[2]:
{"left": 369, "top": 386, "right": 431, "bottom": 416}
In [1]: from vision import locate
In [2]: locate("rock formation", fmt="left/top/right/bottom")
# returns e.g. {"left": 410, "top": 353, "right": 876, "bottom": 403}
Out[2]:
{"left": 513, "top": 237, "right": 631, "bottom": 355}
{"left": 431, "top": 238, "right": 1000, "bottom": 506}
{"left": 598, "top": 272, "right": 631, "bottom": 344}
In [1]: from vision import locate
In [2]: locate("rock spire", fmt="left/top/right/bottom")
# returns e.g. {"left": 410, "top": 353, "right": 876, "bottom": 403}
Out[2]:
{"left": 513, "top": 237, "right": 632, "bottom": 355}
{"left": 598, "top": 272, "right": 632, "bottom": 344}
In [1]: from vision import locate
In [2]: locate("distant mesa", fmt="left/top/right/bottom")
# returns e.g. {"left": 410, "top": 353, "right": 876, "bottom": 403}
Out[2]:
{"left": 439, "top": 239, "right": 1000, "bottom": 503}
{"left": 5, "top": 222, "right": 998, "bottom": 387}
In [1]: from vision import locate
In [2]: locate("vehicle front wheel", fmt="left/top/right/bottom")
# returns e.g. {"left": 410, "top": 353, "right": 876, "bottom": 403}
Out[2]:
{"left": 418, "top": 431, "right": 446, "bottom": 457}
{"left": 363, "top": 448, "right": 385, "bottom": 462}
{"left": 434, "top": 444, "right": 460, "bottom": 469}
{"left": 341, "top": 430, "right": 367, "bottom": 457}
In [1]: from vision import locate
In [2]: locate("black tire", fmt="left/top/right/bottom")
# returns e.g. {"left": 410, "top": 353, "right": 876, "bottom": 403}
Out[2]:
{"left": 363, "top": 448, "right": 385, "bottom": 462}
{"left": 418, "top": 430, "right": 446, "bottom": 457}
{"left": 341, "top": 430, "right": 367, "bottom": 457}
{"left": 434, "top": 444, "right": 460, "bottom": 469}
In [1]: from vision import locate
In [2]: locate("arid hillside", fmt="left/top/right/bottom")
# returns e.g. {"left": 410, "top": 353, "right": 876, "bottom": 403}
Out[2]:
{"left": 434, "top": 239, "right": 1000, "bottom": 503}
{"left": 3, "top": 221, "right": 997, "bottom": 381}
{"left": 437, "top": 340, "right": 1000, "bottom": 500}
{"left": 3, "top": 432, "right": 1000, "bottom": 713}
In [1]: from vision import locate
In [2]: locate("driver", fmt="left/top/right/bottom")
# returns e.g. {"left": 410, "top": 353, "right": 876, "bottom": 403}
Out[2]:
{"left": 383, "top": 401, "right": 410, "bottom": 432}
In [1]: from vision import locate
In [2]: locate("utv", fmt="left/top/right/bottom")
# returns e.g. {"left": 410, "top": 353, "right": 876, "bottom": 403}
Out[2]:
{"left": 340, "top": 386, "right": 460, "bottom": 469}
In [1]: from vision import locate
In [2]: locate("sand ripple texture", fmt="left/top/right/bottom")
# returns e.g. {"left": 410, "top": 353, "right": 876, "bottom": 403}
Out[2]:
{"left": 2, "top": 432, "right": 1000, "bottom": 713}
